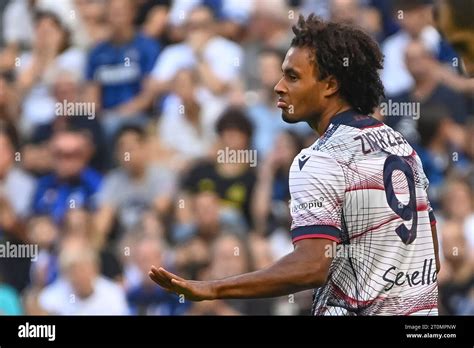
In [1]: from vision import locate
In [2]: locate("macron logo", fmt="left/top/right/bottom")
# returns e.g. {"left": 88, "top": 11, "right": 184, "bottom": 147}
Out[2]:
{"left": 18, "top": 322, "right": 56, "bottom": 342}
{"left": 298, "top": 155, "right": 310, "bottom": 170}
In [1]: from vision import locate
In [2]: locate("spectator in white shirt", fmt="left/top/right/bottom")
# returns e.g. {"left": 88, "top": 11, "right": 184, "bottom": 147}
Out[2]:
{"left": 38, "top": 235, "right": 129, "bottom": 315}
{"left": 158, "top": 68, "right": 225, "bottom": 166}
{"left": 15, "top": 11, "right": 85, "bottom": 136}
{"left": 145, "top": 5, "right": 243, "bottom": 104}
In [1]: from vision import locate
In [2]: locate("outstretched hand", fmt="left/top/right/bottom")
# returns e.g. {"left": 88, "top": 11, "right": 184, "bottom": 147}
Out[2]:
{"left": 148, "top": 266, "right": 217, "bottom": 301}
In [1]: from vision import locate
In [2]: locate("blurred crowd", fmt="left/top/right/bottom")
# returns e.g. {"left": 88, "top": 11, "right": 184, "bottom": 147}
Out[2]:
{"left": 0, "top": 0, "right": 472, "bottom": 316}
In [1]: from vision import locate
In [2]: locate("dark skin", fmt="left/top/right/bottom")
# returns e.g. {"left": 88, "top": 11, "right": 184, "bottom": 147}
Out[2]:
{"left": 149, "top": 46, "right": 442, "bottom": 301}
{"left": 149, "top": 46, "right": 349, "bottom": 301}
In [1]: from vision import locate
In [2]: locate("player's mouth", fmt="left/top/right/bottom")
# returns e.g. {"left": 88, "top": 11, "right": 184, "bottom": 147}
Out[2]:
{"left": 277, "top": 98, "right": 289, "bottom": 108}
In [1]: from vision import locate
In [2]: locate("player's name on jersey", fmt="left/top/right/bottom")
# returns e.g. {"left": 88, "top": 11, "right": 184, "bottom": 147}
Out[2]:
{"left": 354, "top": 127, "right": 409, "bottom": 154}
{"left": 382, "top": 258, "right": 437, "bottom": 291}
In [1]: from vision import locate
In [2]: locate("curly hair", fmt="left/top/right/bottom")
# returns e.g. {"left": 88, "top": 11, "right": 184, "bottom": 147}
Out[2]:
{"left": 291, "top": 14, "right": 385, "bottom": 115}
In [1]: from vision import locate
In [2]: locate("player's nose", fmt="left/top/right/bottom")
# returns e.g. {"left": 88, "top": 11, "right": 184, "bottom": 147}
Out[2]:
{"left": 274, "top": 77, "right": 287, "bottom": 96}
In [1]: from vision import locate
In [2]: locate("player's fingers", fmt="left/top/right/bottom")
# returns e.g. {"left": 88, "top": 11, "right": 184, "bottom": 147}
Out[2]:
{"left": 150, "top": 267, "right": 174, "bottom": 285}
{"left": 148, "top": 271, "right": 172, "bottom": 290}
{"left": 170, "top": 278, "right": 191, "bottom": 293}
{"left": 157, "top": 267, "right": 185, "bottom": 282}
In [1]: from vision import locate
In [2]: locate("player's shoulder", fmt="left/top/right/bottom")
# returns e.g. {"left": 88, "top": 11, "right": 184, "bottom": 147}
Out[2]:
{"left": 291, "top": 144, "right": 343, "bottom": 176}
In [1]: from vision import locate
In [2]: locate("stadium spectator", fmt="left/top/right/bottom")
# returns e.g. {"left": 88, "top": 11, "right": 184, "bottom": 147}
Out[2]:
{"left": 134, "top": 0, "right": 171, "bottom": 43}
{"left": 148, "top": 5, "right": 243, "bottom": 100}
{"left": 252, "top": 130, "right": 303, "bottom": 235}
{"left": 15, "top": 10, "right": 85, "bottom": 136}
{"left": 126, "top": 235, "right": 188, "bottom": 315}
{"left": 0, "top": 121, "right": 36, "bottom": 241}
{"left": 0, "top": 121, "right": 35, "bottom": 294}
{"left": 72, "top": 0, "right": 110, "bottom": 49}
{"left": 0, "top": 0, "right": 36, "bottom": 71}
{"left": 178, "top": 107, "right": 256, "bottom": 230}
{"left": 435, "top": 0, "right": 474, "bottom": 77}
{"left": 438, "top": 220, "right": 474, "bottom": 315}
{"left": 329, "top": 0, "right": 382, "bottom": 40}
{"left": 385, "top": 40, "right": 470, "bottom": 141}
{"left": 95, "top": 125, "right": 175, "bottom": 242}
{"left": 242, "top": 0, "right": 291, "bottom": 90}
{"left": 186, "top": 233, "right": 250, "bottom": 315}
{"left": 32, "top": 126, "right": 101, "bottom": 224}
{"left": 84, "top": 0, "right": 161, "bottom": 138}
{"left": 172, "top": 191, "right": 222, "bottom": 244}
{"left": 27, "top": 215, "right": 60, "bottom": 288}
{"left": 23, "top": 69, "right": 109, "bottom": 173}
{"left": 439, "top": 178, "right": 474, "bottom": 257}
{"left": 381, "top": 0, "right": 458, "bottom": 97}
{"left": 415, "top": 105, "right": 470, "bottom": 209}
{"left": 157, "top": 68, "right": 225, "bottom": 167}
{"left": 38, "top": 234, "right": 128, "bottom": 315}
{"left": 0, "top": 72, "right": 19, "bottom": 124}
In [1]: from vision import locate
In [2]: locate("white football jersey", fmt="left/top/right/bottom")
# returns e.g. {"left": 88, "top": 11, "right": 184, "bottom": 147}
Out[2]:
{"left": 289, "top": 110, "right": 438, "bottom": 316}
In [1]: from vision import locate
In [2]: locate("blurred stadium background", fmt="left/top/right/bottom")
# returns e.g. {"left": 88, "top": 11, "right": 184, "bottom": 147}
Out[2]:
{"left": 0, "top": 0, "right": 472, "bottom": 315}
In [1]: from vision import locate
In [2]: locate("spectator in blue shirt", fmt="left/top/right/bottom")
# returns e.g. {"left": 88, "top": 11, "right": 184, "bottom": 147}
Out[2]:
{"left": 84, "top": 0, "right": 161, "bottom": 138}
{"left": 126, "top": 236, "right": 188, "bottom": 315}
{"left": 32, "top": 126, "right": 102, "bottom": 224}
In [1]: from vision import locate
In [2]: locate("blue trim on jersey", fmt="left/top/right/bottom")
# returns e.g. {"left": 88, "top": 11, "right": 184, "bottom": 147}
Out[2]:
{"left": 330, "top": 109, "right": 382, "bottom": 129}
{"left": 429, "top": 211, "right": 436, "bottom": 225}
{"left": 291, "top": 225, "right": 341, "bottom": 241}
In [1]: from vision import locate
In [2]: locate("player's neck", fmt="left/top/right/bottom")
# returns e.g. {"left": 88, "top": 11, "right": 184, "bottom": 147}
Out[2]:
{"left": 313, "top": 104, "right": 352, "bottom": 135}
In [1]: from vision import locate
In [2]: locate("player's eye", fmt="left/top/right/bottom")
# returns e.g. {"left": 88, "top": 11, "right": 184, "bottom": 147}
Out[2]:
{"left": 288, "top": 74, "right": 298, "bottom": 81}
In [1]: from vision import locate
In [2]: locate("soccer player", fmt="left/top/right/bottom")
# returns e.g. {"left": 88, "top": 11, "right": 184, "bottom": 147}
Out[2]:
{"left": 149, "top": 15, "right": 440, "bottom": 315}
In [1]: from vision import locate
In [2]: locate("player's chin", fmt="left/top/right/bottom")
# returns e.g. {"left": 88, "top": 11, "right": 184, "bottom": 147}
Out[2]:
{"left": 281, "top": 110, "right": 300, "bottom": 124}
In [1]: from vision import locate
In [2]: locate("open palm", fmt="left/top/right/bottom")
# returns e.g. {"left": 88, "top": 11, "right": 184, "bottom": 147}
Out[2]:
{"left": 149, "top": 266, "right": 217, "bottom": 301}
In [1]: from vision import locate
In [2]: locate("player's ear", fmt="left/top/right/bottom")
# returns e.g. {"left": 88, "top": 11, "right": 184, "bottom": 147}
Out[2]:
{"left": 322, "top": 75, "right": 340, "bottom": 98}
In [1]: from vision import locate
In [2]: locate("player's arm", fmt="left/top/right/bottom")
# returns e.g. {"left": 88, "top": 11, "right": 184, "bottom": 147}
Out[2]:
{"left": 149, "top": 238, "right": 333, "bottom": 301}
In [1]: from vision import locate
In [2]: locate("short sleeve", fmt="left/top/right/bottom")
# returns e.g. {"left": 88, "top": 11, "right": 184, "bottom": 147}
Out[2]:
{"left": 150, "top": 45, "right": 193, "bottom": 82}
{"left": 289, "top": 152, "right": 346, "bottom": 244}
{"left": 96, "top": 172, "right": 122, "bottom": 208}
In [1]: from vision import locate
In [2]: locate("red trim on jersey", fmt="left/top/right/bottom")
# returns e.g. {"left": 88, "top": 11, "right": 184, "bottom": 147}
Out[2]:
{"left": 332, "top": 283, "right": 384, "bottom": 307}
{"left": 292, "top": 234, "right": 340, "bottom": 243}
{"left": 404, "top": 304, "right": 438, "bottom": 316}
{"left": 360, "top": 123, "right": 384, "bottom": 130}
